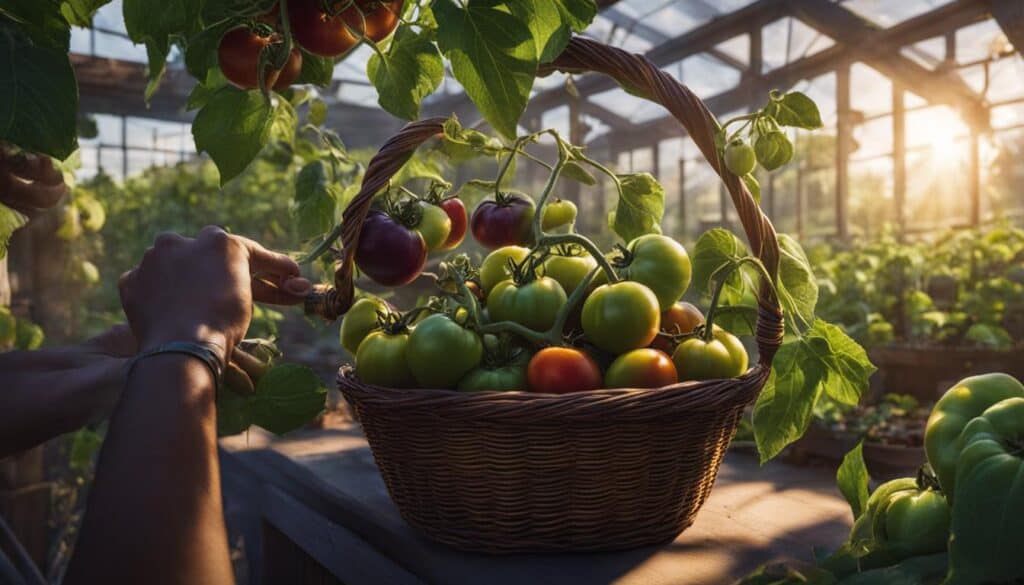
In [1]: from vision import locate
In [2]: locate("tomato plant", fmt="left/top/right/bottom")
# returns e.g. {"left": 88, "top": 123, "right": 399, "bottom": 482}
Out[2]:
{"left": 527, "top": 347, "right": 602, "bottom": 394}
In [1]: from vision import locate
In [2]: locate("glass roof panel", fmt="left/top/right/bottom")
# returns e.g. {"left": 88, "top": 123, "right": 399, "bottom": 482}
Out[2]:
{"left": 901, "top": 37, "right": 945, "bottom": 70}
{"left": 956, "top": 20, "right": 1008, "bottom": 64}
{"left": 714, "top": 35, "right": 750, "bottom": 67}
{"left": 851, "top": 63, "right": 892, "bottom": 117}
{"left": 761, "top": 18, "right": 835, "bottom": 73}
{"left": 841, "top": 0, "right": 956, "bottom": 28}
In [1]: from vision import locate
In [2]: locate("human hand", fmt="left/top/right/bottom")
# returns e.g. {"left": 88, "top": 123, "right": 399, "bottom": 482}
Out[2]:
{"left": 118, "top": 226, "right": 311, "bottom": 362}
{"left": 0, "top": 148, "right": 68, "bottom": 217}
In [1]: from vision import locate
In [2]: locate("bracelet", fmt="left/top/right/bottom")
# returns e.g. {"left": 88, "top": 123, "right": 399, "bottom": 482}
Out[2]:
{"left": 127, "top": 341, "right": 225, "bottom": 395}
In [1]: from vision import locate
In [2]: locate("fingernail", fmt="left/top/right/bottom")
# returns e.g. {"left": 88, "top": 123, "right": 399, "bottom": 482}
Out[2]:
{"left": 284, "top": 277, "right": 312, "bottom": 296}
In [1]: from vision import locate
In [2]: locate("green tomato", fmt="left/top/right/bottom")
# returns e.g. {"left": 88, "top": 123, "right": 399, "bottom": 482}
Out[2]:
{"left": 480, "top": 245, "right": 530, "bottom": 293}
{"left": 415, "top": 201, "right": 452, "bottom": 250}
{"left": 406, "top": 314, "right": 483, "bottom": 389}
{"left": 542, "top": 247, "right": 597, "bottom": 296}
{"left": 340, "top": 297, "right": 390, "bottom": 355}
{"left": 724, "top": 138, "right": 756, "bottom": 176}
{"left": 355, "top": 331, "right": 416, "bottom": 388}
{"left": 582, "top": 281, "right": 660, "bottom": 354}
{"left": 457, "top": 351, "right": 530, "bottom": 392}
{"left": 876, "top": 487, "right": 950, "bottom": 556}
{"left": 604, "top": 348, "right": 678, "bottom": 389}
{"left": 947, "top": 397, "right": 1024, "bottom": 584}
{"left": 489, "top": 277, "right": 567, "bottom": 332}
{"left": 672, "top": 326, "right": 748, "bottom": 381}
{"left": 540, "top": 198, "right": 577, "bottom": 231}
{"left": 924, "top": 373, "right": 1024, "bottom": 496}
{"left": 618, "top": 234, "right": 692, "bottom": 310}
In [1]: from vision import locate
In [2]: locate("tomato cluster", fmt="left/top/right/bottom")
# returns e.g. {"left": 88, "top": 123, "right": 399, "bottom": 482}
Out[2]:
{"left": 344, "top": 188, "right": 750, "bottom": 394}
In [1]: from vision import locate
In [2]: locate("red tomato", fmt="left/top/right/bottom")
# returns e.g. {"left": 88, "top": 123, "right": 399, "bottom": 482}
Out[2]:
{"left": 218, "top": 27, "right": 302, "bottom": 90}
{"left": 355, "top": 210, "right": 427, "bottom": 286}
{"left": 470, "top": 192, "right": 535, "bottom": 249}
{"left": 288, "top": 0, "right": 359, "bottom": 57}
{"left": 343, "top": 0, "right": 403, "bottom": 42}
{"left": 437, "top": 197, "right": 467, "bottom": 251}
{"left": 651, "top": 301, "right": 705, "bottom": 353}
{"left": 527, "top": 347, "right": 602, "bottom": 394}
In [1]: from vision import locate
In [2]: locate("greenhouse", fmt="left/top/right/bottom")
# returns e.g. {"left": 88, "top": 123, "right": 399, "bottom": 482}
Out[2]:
{"left": 0, "top": 0, "right": 1022, "bottom": 583}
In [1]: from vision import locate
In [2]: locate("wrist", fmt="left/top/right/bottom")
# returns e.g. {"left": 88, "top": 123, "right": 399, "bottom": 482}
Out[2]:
{"left": 139, "top": 324, "right": 229, "bottom": 363}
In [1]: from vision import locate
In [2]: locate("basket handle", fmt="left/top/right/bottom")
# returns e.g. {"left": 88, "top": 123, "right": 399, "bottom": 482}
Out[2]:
{"left": 306, "top": 36, "right": 785, "bottom": 367}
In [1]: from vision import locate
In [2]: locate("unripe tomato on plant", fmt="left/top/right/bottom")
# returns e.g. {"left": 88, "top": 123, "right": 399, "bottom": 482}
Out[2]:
{"left": 724, "top": 138, "right": 756, "bottom": 176}
{"left": 218, "top": 26, "right": 302, "bottom": 90}
{"left": 457, "top": 348, "right": 530, "bottom": 392}
{"left": 470, "top": 191, "right": 535, "bottom": 249}
{"left": 651, "top": 301, "right": 704, "bottom": 353}
{"left": 488, "top": 277, "right": 567, "bottom": 332}
{"left": 604, "top": 348, "right": 677, "bottom": 389}
{"left": 340, "top": 296, "right": 391, "bottom": 354}
{"left": 527, "top": 347, "right": 602, "bottom": 394}
{"left": 436, "top": 197, "right": 468, "bottom": 251}
{"left": 672, "top": 325, "right": 748, "bottom": 381}
{"left": 614, "top": 234, "right": 692, "bottom": 310}
{"left": 355, "top": 209, "right": 427, "bottom": 286}
{"left": 479, "top": 245, "right": 529, "bottom": 292}
{"left": 542, "top": 245, "right": 597, "bottom": 296}
{"left": 848, "top": 476, "right": 950, "bottom": 557}
{"left": 414, "top": 201, "right": 452, "bottom": 251}
{"left": 406, "top": 313, "right": 483, "bottom": 388}
{"left": 540, "top": 198, "right": 577, "bottom": 232}
{"left": 582, "top": 281, "right": 661, "bottom": 354}
{"left": 355, "top": 330, "right": 416, "bottom": 388}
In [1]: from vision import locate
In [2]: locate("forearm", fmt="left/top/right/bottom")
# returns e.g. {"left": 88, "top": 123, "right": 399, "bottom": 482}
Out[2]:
{"left": 65, "top": 354, "right": 233, "bottom": 585}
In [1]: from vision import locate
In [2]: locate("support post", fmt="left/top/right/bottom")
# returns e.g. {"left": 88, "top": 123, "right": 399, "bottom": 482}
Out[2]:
{"left": 893, "top": 84, "right": 907, "bottom": 239}
{"left": 836, "top": 63, "right": 851, "bottom": 241}
{"left": 796, "top": 164, "right": 805, "bottom": 241}
{"left": 969, "top": 131, "right": 981, "bottom": 226}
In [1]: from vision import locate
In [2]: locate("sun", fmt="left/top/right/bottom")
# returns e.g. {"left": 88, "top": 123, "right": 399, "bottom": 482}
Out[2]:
{"left": 910, "top": 107, "right": 969, "bottom": 165}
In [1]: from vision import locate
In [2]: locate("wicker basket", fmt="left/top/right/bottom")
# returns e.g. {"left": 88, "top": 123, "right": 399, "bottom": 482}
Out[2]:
{"left": 306, "top": 36, "right": 785, "bottom": 553}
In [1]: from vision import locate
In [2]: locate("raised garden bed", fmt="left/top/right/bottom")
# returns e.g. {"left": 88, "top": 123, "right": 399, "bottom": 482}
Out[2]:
{"left": 869, "top": 344, "right": 1024, "bottom": 402}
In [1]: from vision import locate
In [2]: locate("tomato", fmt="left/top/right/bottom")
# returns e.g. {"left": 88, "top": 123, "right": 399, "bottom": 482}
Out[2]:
{"left": 470, "top": 191, "right": 535, "bottom": 249}
{"left": 218, "top": 26, "right": 302, "bottom": 90}
{"left": 288, "top": 0, "right": 359, "bottom": 57}
{"left": 355, "top": 330, "right": 416, "bottom": 387}
{"left": 604, "top": 348, "right": 677, "bottom": 389}
{"left": 540, "top": 198, "right": 577, "bottom": 232}
{"left": 651, "top": 301, "right": 704, "bottom": 353}
{"left": 342, "top": 0, "right": 403, "bottom": 42}
{"left": 672, "top": 326, "right": 748, "bottom": 381}
{"left": 488, "top": 277, "right": 567, "bottom": 332}
{"left": 406, "top": 314, "right": 483, "bottom": 388}
{"left": 340, "top": 297, "right": 390, "bottom": 354}
{"left": 479, "top": 245, "right": 529, "bottom": 292}
{"left": 924, "top": 373, "right": 1024, "bottom": 496}
{"left": 457, "top": 350, "right": 530, "bottom": 392}
{"left": 437, "top": 197, "right": 467, "bottom": 251}
{"left": 355, "top": 209, "right": 426, "bottom": 286}
{"left": 414, "top": 201, "right": 451, "bottom": 251}
{"left": 581, "top": 281, "right": 660, "bottom": 354}
{"left": 542, "top": 245, "right": 597, "bottom": 296}
{"left": 724, "top": 138, "right": 756, "bottom": 176}
{"left": 848, "top": 477, "right": 950, "bottom": 556}
{"left": 616, "top": 234, "right": 692, "bottom": 310}
{"left": 527, "top": 347, "right": 602, "bottom": 394}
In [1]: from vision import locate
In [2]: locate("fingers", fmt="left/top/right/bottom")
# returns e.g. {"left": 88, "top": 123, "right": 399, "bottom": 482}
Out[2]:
{"left": 12, "top": 153, "right": 64, "bottom": 186}
{"left": 252, "top": 276, "right": 311, "bottom": 305}
{"left": 235, "top": 233, "right": 301, "bottom": 280}
{"left": 0, "top": 170, "right": 68, "bottom": 215}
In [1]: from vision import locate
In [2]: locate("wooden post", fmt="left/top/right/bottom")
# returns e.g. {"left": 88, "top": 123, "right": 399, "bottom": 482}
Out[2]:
{"left": 969, "top": 132, "right": 981, "bottom": 226}
{"left": 893, "top": 84, "right": 907, "bottom": 240}
{"left": 836, "top": 63, "right": 851, "bottom": 241}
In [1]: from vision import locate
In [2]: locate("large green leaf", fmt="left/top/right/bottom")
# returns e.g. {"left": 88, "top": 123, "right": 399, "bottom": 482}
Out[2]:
{"left": 367, "top": 25, "right": 444, "bottom": 120}
{"left": 60, "top": 0, "right": 112, "bottom": 27}
{"left": 184, "top": 20, "right": 233, "bottom": 80}
{"left": 295, "top": 50, "right": 335, "bottom": 87}
{"left": 765, "top": 91, "right": 823, "bottom": 130}
{"left": 0, "top": 23, "right": 78, "bottom": 159}
{"left": 0, "top": 204, "right": 28, "bottom": 260}
{"left": 0, "top": 0, "right": 70, "bottom": 50}
{"left": 805, "top": 320, "right": 875, "bottom": 406}
{"left": 836, "top": 442, "right": 869, "bottom": 520}
{"left": 690, "top": 228, "right": 749, "bottom": 297}
{"left": 122, "top": 0, "right": 201, "bottom": 44}
{"left": 293, "top": 160, "right": 339, "bottom": 239}
{"left": 250, "top": 364, "right": 327, "bottom": 435}
{"left": 753, "top": 339, "right": 826, "bottom": 463}
{"left": 434, "top": 0, "right": 536, "bottom": 139}
{"left": 552, "top": 0, "right": 597, "bottom": 34}
{"left": 192, "top": 88, "right": 295, "bottom": 184}
{"left": 509, "top": 0, "right": 569, "bottom": 64}
{"left": 608, "top": 173, "right": 664, "bottom": 242}
{"left": 776, "top": 234, "right": 818, "bottom": 332}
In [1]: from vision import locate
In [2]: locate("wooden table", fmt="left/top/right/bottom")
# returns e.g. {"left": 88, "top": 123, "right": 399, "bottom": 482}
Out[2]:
{"left": 220, "top": 421, "right": 853, "bottom": 585}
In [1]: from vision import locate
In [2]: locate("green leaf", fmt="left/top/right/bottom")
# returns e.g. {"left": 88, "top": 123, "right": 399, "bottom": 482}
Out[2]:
{"left": 60, "top": 0, "right": 112, "bottom": 27}
{"left": 250, "top": 364, "right": 327, "bottom": 435}
{"left": 0, "top": 204, "right": 28, "bottom": 260}
{"left": 434, "top": 0, "right": 536, "bottom": 139}
{"left": 836, "top": 553, "right": 948, "bottom": 585}
{"left": 123, "top": 0, "right": 202, "bottom": 45}
{"left": 836, "top": 442, "right": 869, "bottom": 520}
{"left": 552, "top": 0, "right": 597, "bottom": 34}
{"left": 776, "top": 234, "right": 818, "bottom": 332}
{"left": 15, "top": 318, "right": 44, "bottom": 350}
{"left": 143, "top": 40, "right": 169, "bottom": 102}
{"left": 508, "top": 0, "right": 570, "bottom": 64}
{"left": 184, "top": 20, "right": 233, "bottom": 80}
{"left": 201, "top": 0, "right": 276, "bottom": 23}
{"left": 691, "top": 228, "right": 748, "bottom": 296}
{"left": 0, "top": 23, "right": 79, "bottom": 159}
{"left": 393, "top": 153, "right": 446, "bottom": 186}
{"left": 755, "top": 131, "right": 793, "bottom": 171}
{"left": 193, "top": 88, "right": 296, "bottom": 184}
{"left": 216, "top": 384, "right": 253, "bottom": 436}
{"left": 1, "top": 0, "right": 70, "bottom": 50}
{"left": 294, "top": 50, "right": 335, "bottom": 87}
{"left": 308, "top": 98, "right": 328, "bottom": 127}
{"left": 367, "top": 25, "right": 444, "bottom": 120}
{"left": 714, "top": 305, "right": 759, "bottom": 337}
{"left": 69, "top": 428, "right": 103, "bottom": 471}
{"left": 805, "top": 320, "right": 875, "bottom": 406}
{"left": 964, "top": 323, "right": 1013, "bottom": 350}
{"left": 438, "top": 116, "right": 503, "bottom": 162}
{"left": 293, "top": 160, "right": 338, "bottom": 239}
{"left": 765, "top": 91, "right": 823, "bottom": 130}
{"left": 562, "top": 161, "right": 596, "bottom": 185}
{"left": 742, "top": 173, "right": 761, "bottom": 204}
{"left": 609, "top": 173, "right": 664, "bottom": 242}
{"left": 753, "top": 339, "right": 826, "bottom": 463}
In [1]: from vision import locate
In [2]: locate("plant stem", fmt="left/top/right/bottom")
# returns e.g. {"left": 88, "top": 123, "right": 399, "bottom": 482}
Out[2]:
{"left": 494, "top": 136, "right": 532, "bottom": 198}
{"left": 549, "top": 267, "right": 600, "bottom": 337}
{"left": 540, "top": 233, "right": 618, "bottom": 283}
{"left": 480, "top": 321, "right": 551, "bottom": 346}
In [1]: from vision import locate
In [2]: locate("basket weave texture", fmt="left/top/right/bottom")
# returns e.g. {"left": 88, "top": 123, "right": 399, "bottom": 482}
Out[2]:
{"left": 311, "top": 36, "right": 786, "bottom": 553}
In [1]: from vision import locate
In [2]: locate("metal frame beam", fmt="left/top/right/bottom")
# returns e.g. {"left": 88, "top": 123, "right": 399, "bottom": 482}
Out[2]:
{"left": 990, "top": 0, "right": 1024, "bottom": 60}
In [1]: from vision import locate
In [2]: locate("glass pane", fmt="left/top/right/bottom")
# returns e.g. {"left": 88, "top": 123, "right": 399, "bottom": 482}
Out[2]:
{"left": 851, "top": 63, "right": 892, "bottom": 118}
{"left": 849, "top": 157, "right": 895, "bottom": 238}
{"left": 843, "top": 0, "right": 955, "bottom": 28}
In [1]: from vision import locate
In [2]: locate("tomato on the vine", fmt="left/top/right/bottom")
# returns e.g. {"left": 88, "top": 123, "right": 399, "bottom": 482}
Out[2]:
{"left": 651, "top": 301, "right": 704, "bottom": 353}
{"left": 615, "top": 234, "right": 692, "bottom": 310}
{"left": 340, "top": 296, "right": 390, "bottom": 354}
{"left": 479, "top": 245, "right": 529, "bottom": 292}
{"left": 218, "top": 26, "right": 302, "bottom": 90}
{"left": 542, "top": 245, "right": 597, "bottom": 296}
{"left": 672, "top": 326, "right": 748, "bottom": 381}
{"left": 288, "top": 0, "right": 359, "bottom": 57}
{"left": 355, "top": 330, "right": 415, "bottom": 387}
{"left": 724, "top": 138, "right": 756, "bottom": 176}
{"left": 437, "top": 197, "right": 467, "bottom": 251}
{"left": 540, "top": 198, "right": 577, "bottom": 232}
{"left": 458, "top": 348, "right": 530, "bottom": 393}
{"left": 470, "top": 191, "right": 535, "bottom": 249}
{"left": 527, "top": 347, "right": 602, "bottom": 394}
{"left": 488, "top": 277, "right": 567, "bottom": 332}
{"left": 355, "top": 209, "right": 426, "bottom": 286}
{"left": 406, "top": 313, "right": 483, "bottom": 388}
{"left": 604, "top": 348, "right": 678, "bottom": 389}
{"left": 343, "top": 0, "right": 404, "bottom": 42}
{"left": 581, "top": 281, "right": 661, "bottom": 354}
{"left": 414, "top": 201, "right": 451, "bottom": 251}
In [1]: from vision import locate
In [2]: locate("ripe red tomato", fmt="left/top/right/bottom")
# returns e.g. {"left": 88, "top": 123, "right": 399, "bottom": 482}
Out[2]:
{"left": 288, "top": 0, "right": 359, "bottom": 57}
{"left": 355, "top": 210, "right": 426, "bottom": 286}
{"left": 604, "top": 348, "right": 678, "bottom": 389}
{"left": 651, "top": 302, "right": 704, "bottom": 353}
{"left": 218, "top": 27, "right": 302, "bottom": 90}
{"left": 470, "top": 192, "right": 535, "bottom": 249}
{"left": 437, "top": 197, "right": 467, "bottom": 251}
{"left": 527, "top": 347, "right": 602, "bottom": 394}
{"left": 343, "top": 0, "right": 403, "bottom": 42}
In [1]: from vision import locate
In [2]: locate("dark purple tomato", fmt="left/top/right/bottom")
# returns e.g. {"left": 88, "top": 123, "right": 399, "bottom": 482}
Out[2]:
{"left": 470, "top": 192, "right": 536, "bottom": 249}
{"left": 355, "top": 210, "right": 427, "bottom": 286}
